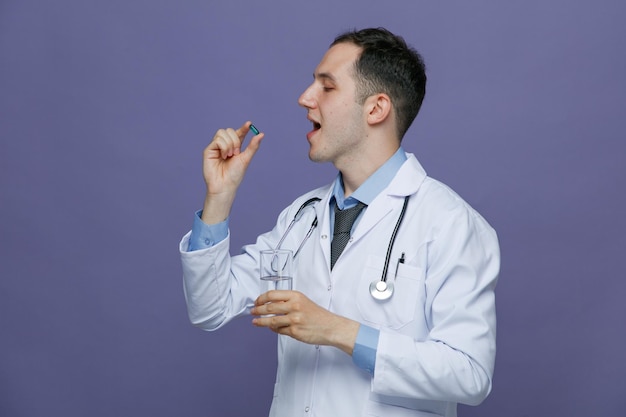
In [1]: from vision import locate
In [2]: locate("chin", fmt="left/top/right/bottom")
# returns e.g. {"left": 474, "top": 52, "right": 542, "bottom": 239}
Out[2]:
{"left": 308, "top": 150, "right": 327, "bottom": 163}
{"left": 308, "top": 152, "right": 321, "bottom": 163}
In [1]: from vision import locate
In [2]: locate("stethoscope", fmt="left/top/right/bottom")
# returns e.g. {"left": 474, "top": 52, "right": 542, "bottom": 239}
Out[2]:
{"left": 274, "top": 197, "right": 321, "bottom": 258}
{"left": 275, "top": 195, "right": 410, "bottom": 301}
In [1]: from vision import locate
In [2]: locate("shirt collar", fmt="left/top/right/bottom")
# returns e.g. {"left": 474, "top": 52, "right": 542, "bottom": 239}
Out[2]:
{"left": 332, "top": 147, "right": 407, "bottom": 210}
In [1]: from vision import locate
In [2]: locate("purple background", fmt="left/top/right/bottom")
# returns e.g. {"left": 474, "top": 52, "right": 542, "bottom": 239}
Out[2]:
{"left": 1, "top": 1, "right": 625, "bottom": 416}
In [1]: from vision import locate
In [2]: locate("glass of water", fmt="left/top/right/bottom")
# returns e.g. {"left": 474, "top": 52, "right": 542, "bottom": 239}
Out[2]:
{"left": 260, "top": 249, "right": 293, "bottom": 293}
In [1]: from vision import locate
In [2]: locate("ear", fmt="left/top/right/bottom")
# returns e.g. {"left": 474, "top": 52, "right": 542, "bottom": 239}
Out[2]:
{"left": 365, "top": 93, "right": 392, "bottom": 126}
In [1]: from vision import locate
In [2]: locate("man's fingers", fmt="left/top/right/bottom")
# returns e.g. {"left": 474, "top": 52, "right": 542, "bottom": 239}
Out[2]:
{"left": 209, "top": 127, "right": 248, "bottom": 160}
{"left": 255, "top": 290, "right": 292, "bottom": 307}
{"left": 251, "top": 291, "right": 296, "bottom": 319}
{"left": 236, "top": 121, "right": 264, "bottom": 159}
{"left": 253, "top": 314, "right": 290, "bottom": 330}
{"left": 242, "top": 132, "right": 264, "bottom": 159}
{"left": 210, "top": 123, "right": 264, "bottom": 161}
{"left": 235, "top": 121, "right": 253, "bottom": 138}
{"left": 235, "top": 121, "right": 263, "bottom": 139}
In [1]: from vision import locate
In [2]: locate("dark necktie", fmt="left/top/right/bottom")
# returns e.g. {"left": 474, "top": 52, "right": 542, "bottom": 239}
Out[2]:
{"left": 330, "top": 202, "right": 366, "bottom": 270}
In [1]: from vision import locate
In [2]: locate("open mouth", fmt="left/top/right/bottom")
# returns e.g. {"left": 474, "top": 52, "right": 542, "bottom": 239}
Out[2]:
{"left": 306, "top": 115, "right": 321, "bottom": 140}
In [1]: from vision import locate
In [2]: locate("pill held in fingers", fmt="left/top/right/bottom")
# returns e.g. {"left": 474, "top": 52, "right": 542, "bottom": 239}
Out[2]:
{"left": 250, "top": 124, "right": 260, "bottom": 135}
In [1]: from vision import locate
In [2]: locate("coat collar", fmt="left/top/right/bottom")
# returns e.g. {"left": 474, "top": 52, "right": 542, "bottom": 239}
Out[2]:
{"left": 314, "top": 153, "right": 427, "bottom": 246}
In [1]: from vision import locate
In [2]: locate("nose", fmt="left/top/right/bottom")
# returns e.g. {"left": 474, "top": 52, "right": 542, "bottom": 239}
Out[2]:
{"left": 298, "top": 83, "right": 315, "bottom": 109}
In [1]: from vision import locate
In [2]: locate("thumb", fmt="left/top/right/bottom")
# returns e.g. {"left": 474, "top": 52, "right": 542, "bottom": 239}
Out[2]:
{"left": 242, "top": 132, "right": 265, "bottom": 159}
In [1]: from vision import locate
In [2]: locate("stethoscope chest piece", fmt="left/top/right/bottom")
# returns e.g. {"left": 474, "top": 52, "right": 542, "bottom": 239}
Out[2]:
{"left": 370, "top": 280, "right": 394, "bottom": 300}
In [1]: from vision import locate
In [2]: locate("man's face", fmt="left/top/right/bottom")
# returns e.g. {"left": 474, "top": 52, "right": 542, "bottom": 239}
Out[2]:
{"left": 298, "top": 42, "right": 366, "bottom": 166}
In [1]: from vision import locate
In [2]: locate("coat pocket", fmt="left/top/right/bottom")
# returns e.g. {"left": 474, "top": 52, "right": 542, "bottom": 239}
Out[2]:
{"left": 356, "top": 255, "right": 425, "bottom": 329}
{"left": 364, "top": 393, "right": 448, "bottom": 416}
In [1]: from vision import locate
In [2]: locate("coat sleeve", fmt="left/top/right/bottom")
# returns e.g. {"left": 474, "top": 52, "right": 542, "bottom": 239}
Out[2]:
{"left": 178, "top": 198, "right": 307, "bottom": 331}
{"left": 371, "top": 204, "right": 500, "bottom": 406}
{"left": 179, "top": 232, "right": 258, "bottom": 330}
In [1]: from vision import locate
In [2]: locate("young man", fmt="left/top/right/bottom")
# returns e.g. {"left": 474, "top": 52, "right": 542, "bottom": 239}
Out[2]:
{"left": 180, "top": 28, "right": 500, "bottom": 417}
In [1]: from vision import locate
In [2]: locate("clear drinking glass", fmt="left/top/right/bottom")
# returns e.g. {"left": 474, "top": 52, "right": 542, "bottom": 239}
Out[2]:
{"left": 260, "top": 249, "right": 293, "bottom": 293}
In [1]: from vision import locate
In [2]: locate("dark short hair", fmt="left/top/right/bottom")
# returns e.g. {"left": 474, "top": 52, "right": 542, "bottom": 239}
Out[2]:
{"left": 331, "top": 28, "right": 427, "bottom": 140}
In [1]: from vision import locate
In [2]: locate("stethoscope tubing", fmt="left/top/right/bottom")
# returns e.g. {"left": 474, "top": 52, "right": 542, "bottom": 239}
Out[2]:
{"left": 275, "top": 194, "right": 410, "bottom": 300}
{"left": 380, "top": 196, "right": 410, "bottom": 283}
{"left": 274, "top": 197, "right": 321, "bottom": 253}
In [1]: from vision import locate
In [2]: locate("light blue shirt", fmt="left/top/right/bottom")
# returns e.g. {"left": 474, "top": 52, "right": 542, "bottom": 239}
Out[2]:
{"left": 188, "top": 147, "right": 408, "bottom": 375}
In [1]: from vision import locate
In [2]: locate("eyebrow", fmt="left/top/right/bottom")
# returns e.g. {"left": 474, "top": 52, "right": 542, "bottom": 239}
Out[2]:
{"left": 314, "top": 72, "right": 337, "bottom": 83}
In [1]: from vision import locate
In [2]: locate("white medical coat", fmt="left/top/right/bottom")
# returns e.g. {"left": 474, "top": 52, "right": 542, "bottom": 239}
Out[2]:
{"left": 179, "top": 154, "right": 500, "bottom": 417}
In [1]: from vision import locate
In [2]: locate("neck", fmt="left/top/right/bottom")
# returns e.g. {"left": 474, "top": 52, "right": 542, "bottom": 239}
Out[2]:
{"left": 339, "top": 144, "right": 400, "bottom": 197}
